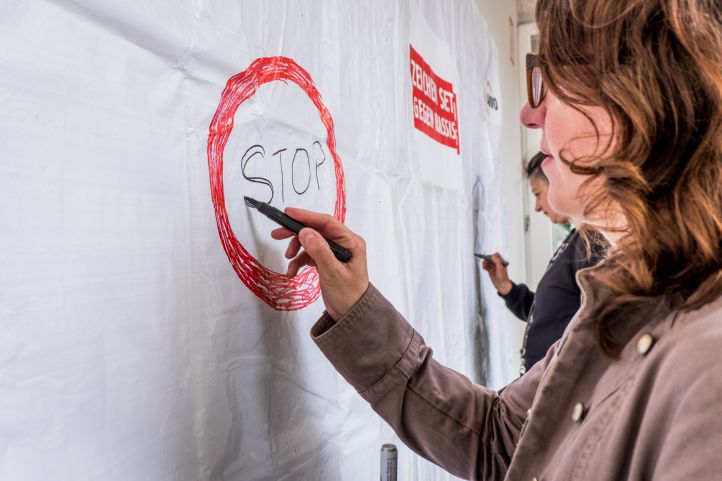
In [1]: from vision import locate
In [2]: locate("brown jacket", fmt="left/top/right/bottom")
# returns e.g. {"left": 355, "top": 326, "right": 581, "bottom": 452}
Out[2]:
{"left": 310, "top": 270, "right": 722, "bottom": 480}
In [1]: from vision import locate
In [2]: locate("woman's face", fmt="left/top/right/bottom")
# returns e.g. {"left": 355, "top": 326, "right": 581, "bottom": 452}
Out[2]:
{"left": 528, "top": 175, "right": 569, "bottom": 225}
{"left": 520, "top": 90, "right": 613, "bottom": 226}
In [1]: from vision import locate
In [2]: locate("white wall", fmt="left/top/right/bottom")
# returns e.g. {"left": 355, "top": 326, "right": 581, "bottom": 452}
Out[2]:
{"left": 473, "top": 0, "right": 528, "bottom": 382}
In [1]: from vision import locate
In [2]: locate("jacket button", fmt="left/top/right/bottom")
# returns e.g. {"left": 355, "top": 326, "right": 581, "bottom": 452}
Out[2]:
{"left": 532, "top": 478, "right": 539, "bottom": 481}
{"left": 572, "top": 402, "right": 586, "bottom": 422}
{"left": 636, "top": 333, "right": 655, "bottom": 355}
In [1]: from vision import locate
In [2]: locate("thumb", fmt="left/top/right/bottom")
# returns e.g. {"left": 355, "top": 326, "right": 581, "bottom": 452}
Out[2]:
{"left": 298, "top": 228, "right": 338, "bottom": 274}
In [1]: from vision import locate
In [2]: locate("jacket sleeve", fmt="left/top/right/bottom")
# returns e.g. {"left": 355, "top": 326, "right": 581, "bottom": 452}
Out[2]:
{"left": 499, "top": 283, "right": 534, "bottom": 321}
{"left": 311, "top": 283, "right": 543, "bottom": 480}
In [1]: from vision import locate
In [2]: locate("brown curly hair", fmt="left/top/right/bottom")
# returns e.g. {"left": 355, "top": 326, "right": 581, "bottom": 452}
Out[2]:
{"left": 535, "top": 0, "right": 722, "bottom": 355}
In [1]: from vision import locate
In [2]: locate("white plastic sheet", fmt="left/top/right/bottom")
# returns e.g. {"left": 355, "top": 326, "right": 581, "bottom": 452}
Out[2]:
{"left": 0, "top": 0, "right": 510, "bottom": 479}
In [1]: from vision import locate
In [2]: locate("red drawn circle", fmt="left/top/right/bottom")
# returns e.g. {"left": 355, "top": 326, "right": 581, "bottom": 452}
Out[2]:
{"left": 207, "top": 57, "right": 346, "bottom": 310}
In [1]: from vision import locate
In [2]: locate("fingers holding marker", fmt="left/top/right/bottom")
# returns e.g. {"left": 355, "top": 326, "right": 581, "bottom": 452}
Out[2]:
{"left": 297, "top": 228, "right": 339, "bottom": 275}
{"left": 285, "top": 236, "right": 302, "bottom": 259}
{"left": 284, "top": 208, "right": 357, "bottom": 249}
{"left": 296, "top": 226, "right": 369, "bottom": 319}
{"left": 270, "top": 227, "right": 302, "bottom": 260}
{"left": 491, "top": 252, "right": 508, "bottom": 268}
{"left": 283, "top": 229, "right": 350, "bottom": 279}
{"left": 271, "top": 227, "right": 295, "bottom": 240}
{"left": 268, "top": 207, "right": 369, "bottom": 320}
{"left": 259, "top": 203, "right": 366, "bottom": 318}
{"left": 286, "top": 249, "right": 316, "bottom": 278}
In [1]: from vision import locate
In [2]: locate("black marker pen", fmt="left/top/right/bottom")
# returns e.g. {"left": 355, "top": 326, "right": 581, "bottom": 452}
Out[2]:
{"left": 244, "top": 196, "right": 352, "bottom": 263}
{"left": 474, "top": 253, "right": 510, "bottom": 267}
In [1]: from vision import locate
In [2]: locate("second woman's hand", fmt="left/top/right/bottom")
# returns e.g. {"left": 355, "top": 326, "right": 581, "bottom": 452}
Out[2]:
{"left": 270, "top": 207, "right": 369, "bottom": 321}
{"left": 482, "top": 252, "right": 513, "bottom": 295}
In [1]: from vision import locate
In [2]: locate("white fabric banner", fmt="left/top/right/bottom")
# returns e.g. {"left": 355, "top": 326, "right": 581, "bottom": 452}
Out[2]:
{"left": 0, "top": 0, "right": 509, "bottom": 479}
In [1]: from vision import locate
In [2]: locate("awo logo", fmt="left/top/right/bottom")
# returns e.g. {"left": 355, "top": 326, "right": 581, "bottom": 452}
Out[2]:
{"left": 484, "top": 79, "right": 501, "bottom": 125}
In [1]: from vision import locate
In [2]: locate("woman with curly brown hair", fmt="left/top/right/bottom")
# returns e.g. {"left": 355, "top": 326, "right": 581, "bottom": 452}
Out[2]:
{"left": 271, "top": 0, "right": 722, "bottom": 479}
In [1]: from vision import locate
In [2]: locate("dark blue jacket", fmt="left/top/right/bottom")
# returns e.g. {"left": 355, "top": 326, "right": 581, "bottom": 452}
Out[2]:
{"left": 500, "top": 229, "right": 603, "bottom": 372}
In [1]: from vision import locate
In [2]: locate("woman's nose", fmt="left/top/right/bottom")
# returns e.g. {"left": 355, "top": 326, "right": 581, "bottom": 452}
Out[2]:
{"left": 520, "top": 102, "right": 545, "bottom": 129}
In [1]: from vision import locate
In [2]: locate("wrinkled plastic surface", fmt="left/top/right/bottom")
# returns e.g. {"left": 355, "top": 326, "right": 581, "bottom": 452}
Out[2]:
{"left": 0, "top": 0, "right": 511, "bottom": 479}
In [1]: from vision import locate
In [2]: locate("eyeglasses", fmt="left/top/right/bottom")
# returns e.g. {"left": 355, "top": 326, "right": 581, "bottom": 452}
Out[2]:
{"left": 526, "top": 53, "right": 546, "bottom": 108}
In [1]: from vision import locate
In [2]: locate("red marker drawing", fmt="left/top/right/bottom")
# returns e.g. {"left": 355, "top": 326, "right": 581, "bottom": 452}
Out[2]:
{"left": 207, "top": 56, "right": 346, "bottom": 310}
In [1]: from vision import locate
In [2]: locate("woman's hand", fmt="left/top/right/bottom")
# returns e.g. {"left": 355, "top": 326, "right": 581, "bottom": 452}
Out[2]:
{"left": 271, "top": 208, "right": 369, "bottom": 320}
{"left": 481, "top": 252, "right": 513, "bottom": 295}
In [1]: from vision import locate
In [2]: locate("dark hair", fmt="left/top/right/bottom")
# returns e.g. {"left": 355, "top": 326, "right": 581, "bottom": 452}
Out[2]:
{"left": 525, "top": 151, "right": 549, "bottom": 182}
{"left": 536, "top": 0, "right": 722, "bottom": 356}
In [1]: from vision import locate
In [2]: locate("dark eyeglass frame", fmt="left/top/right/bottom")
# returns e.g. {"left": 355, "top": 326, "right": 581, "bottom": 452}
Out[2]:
{"left": 526, "top": 53, "right": 547, "bottom": 108}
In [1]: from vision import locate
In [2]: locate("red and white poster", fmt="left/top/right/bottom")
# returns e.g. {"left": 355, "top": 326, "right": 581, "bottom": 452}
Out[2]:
{"left": 409, "top": 11, "right": 462, "bottom": 191}
{"left": 410, "top": 45, "right": 459, "bottom": 153}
